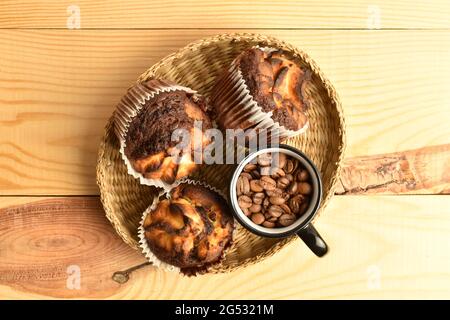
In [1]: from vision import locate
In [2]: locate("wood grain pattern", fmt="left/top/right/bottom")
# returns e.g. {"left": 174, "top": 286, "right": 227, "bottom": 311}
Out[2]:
{"left": 1, "top": 195, "right": 449, "bottom": 299}
{"left": 0, "top": 0, "right": 448, "bottom": 302}
{"left": 336, "top": 144, "right": 450, "bottom": 195}
{"left": 0, "top": 197, "right": 145, "bottom": 298}
{"left": 1, "top": 0, "right": 450, "bottom": 29}
{"left": 1, "top": 29, "right": 450, "bottom": 195}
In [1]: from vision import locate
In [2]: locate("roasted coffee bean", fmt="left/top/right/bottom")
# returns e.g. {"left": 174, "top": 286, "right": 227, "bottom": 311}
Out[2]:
{"left": 298, "top": 182, "right": 312, "bottom": 195}
{"left": 241, "top": 176, "right": 250, "bottom": 194}
{"left": 250, "top": 179, "right": 263, "bottom": 192}
{"left": 252, "top": 192, "right": 265, "bottom": 205}
{"left": 297, "top": 169, "right": 310, "bottom": 182}
{"left": 262, "top": 221, "right": 276, "bottom": 228}
{"left": 260, "top": 166, "right": 271, "bottom": 176}
{"left": 249, "top": 203, "right": 262, "bottom": 213}
{"left": 263, "top": 197, "right": 270, "bottom": 208}
{"left": 238, "top": 195, "right": 252, "bottom": 209}
{"left": 279, "top": 214, "right": 296, "bottom": 227}
{"left": 277, "top": 177, "right": 290, "bottom": 189}
{"left": 279, "top": 203, "right": 292, "bottom": 215}
{"left": 266, "top": 188, "right": 283, "bottom": 198}
{"left": 287, "top": 181, "right": 298, "bottom": 195}
{"left": 236, "top": 177, "right": 243, "bottom": 196}
{"left": 251, "top": 213, "right": 265, "bottom": 225}
{"left": 268, "top": 205, "right": 283, "bottom": 217}
{"left": 269, "top": 196, "right": 285, "bottom": 205}
{"left": 257, "top": 153, "right": 272, "bottom": 167}
{"left": 284, "top": 159, "right": 295, "bottom": 173}
{"left": 238, "top": 152, "right": 315, "bottom": 228}
{"left": 269, "top": 167, "right": 284, "bottom": 179}
{"left": 299, "top": 202, "right": 309, "bottom": 215}
{"left": 251, "top": 170, "right": 261, "bottom": 179}
{"left": 285, "top": 173, "right": 294, "bottom": 182}
{"left": 291, "top": 159, "right": 299, "bottom": 172}
{"left": 260, "top": 176, "right": 276, "bottom": 191}
{"left": 289, "top": 195, "right": 304, "bottom": 214}
{"left": 240, "top": 172, "right": 253, "bottom": 180}
{"left": 244, "top": 163, "right": 257, "bottom": 172}
{"left": 274, "top": 152, "right": 287, "bottom": 169}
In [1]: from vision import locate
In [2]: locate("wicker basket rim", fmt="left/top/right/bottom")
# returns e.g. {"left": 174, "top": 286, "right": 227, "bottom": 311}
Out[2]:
{"left": 96, "top": 32, "right": 347, "bottom": 273}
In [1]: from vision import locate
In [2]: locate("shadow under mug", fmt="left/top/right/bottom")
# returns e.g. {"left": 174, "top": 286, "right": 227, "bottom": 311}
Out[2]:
{"left": 229, "top": 144, "right": 328, "bottom": 257}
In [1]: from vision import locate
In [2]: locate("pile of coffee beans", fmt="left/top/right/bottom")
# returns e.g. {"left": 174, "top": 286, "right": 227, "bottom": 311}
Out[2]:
{"left": 236, "top": 152, "right": 313, "bottom": 228}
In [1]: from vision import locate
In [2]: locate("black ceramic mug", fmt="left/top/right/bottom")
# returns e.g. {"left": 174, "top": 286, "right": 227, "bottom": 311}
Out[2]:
{"left": 229, "top": 144, "right": 328, "bottom": 257}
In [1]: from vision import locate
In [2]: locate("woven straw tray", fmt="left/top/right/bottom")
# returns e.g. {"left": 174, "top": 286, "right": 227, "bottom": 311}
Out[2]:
{"left": 96, "top": 33, "right": 346, "bottom": 274}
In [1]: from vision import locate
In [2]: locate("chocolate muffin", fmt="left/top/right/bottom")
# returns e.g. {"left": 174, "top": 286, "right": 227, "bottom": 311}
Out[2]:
{"left": 123, "top": 81, "right": 212, "bottom": 185}
{"left": 142, "top": 183, "right": 234, "bottom": 270}
{"left": 238, "top": 48, "right": 310, "bottom": 131}
{"left": 211, "top": 47, "right": 311, "bottom": 139}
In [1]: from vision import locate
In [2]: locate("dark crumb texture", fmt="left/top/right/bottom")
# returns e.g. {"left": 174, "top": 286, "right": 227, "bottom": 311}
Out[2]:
{"left": 143, "top": 184, "right": 234, "bottom": 271}
{"left": 123, "top": 86, "right": 212, "bottom": 184}
{"left": 237, "top": 48, "right": 311, "bottom": 131}
{"left": 124, "top": 90, "right": 209, "bottom": 160}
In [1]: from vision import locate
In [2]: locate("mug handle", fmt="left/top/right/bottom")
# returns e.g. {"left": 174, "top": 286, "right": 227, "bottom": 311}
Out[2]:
{"left": 297, "top": 224, "right": 328, "bottom": 257}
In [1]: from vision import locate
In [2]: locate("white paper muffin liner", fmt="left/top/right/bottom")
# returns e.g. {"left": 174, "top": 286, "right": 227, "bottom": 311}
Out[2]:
{"left": 113, "top": 79, "right": 204, "bottom": 191}
{"left": 137, "top": 189, "right": 178, "bottom": 272}
{"left": 211, "top": 46, "right": 309, "bottom": 142}
{"left": 137, "top": 178, "right": 236, "bottom": 275}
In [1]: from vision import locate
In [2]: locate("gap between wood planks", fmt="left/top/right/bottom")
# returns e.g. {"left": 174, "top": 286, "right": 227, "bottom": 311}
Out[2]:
{"left": 3, "top": 28, "right": 450, "bottom": 30}
{"left": 1, "top": 194, "right": 450, "bottom": 299}
{"left": 0, "top": 143, "right": 448, "bottom": 197}
{"left": 336, "top": 143, "right": 450, "bottom": 195}
{"left": 2, "top": 0, "right": 450, "bottom": 29}
{"left": 2, "top": 29, "right": 450, "bottom": 194}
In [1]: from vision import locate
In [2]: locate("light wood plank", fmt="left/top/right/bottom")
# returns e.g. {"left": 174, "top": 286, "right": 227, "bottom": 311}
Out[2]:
{"left": 1, "top": 195, "right": 449, "bottom": 299}
{"left": 0, "top": 197, "right": 145, "bottom": 298}
{"left": 1, "top": 0, "right": 450, "bottom": 29}
{"left": 1, "top": 30, "right": 450, "bottom": 194}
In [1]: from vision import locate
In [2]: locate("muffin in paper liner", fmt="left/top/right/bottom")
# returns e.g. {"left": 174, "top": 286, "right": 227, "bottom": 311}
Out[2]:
{"left": 114, "top": 79, "right": 212, "bottom": 191}
{"left": 137, "top": 189, "right": 177, "bottom": 272}
{"left": 210, "top": 46, "right": 311, "bottom": 142}
{"left": 138, "top": 178, "right": 236, "bottom": 276}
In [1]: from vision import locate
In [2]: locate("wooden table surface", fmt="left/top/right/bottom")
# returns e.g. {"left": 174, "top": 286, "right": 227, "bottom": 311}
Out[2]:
{"left": 1, "top": 0, "right": 450, "bottom": 299}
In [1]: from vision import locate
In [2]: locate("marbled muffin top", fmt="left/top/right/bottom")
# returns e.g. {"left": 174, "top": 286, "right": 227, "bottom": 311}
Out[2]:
{"left": 143, "top": 184, "right": 234, "bottom": 270}
{"left": 237, "top": 48, "right": 311, "bottom": 131}
{"left": 124, "top": 84, "right": 212, "bottom": 184}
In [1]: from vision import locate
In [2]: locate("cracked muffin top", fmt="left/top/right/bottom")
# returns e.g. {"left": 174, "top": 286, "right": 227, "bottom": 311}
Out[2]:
{"left": 237, "top": 48, "right": 311, "bottom": 131}
{"left": 124, "top": 82, "right": 212, "bottom": 184}
{"left": 143, "top": 183, "right": 234, "bottom": 271}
